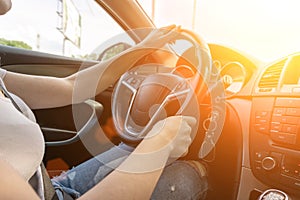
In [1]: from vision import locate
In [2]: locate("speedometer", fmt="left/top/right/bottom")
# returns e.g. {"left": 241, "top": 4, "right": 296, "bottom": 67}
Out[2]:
{"left": 219, "top": 61, "right": 246, "bottom": 97}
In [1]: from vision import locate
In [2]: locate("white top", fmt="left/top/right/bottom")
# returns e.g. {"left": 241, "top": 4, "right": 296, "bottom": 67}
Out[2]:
{"left": 0, "top": 78, "right": 45, "bottom": 184}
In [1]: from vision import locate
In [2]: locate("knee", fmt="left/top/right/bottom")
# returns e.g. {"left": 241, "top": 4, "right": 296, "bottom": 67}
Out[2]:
{"left": 152, "top": 160, "right": 208, "bottom": 200}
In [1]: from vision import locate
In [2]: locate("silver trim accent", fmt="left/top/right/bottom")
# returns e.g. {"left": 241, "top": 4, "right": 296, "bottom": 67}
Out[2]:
{"left": 259, "top": 189, "right": 289, "bottom": 200}
{"left": 41, "top": 127, "right": 77, "bottom": 135}
{"left": 261, "top": 156, "right": 276, "bottom": 171}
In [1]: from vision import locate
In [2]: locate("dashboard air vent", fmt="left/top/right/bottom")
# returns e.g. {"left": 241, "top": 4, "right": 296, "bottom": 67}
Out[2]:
{"left": 258, "top": 59, "right": 286, "bottom": 92}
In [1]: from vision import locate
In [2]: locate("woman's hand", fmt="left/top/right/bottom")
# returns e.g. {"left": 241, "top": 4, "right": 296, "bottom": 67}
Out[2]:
{"left": 137, "top": 25, "right": 181, "bottom": 50}
{"left": 116, "top": 116, "right": 196, "bottom": 173}
{"left": 140, "top": 116, "right": 196, "bottom": 158}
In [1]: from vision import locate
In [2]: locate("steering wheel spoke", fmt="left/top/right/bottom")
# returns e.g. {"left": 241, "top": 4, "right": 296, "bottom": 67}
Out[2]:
{"left": 111, "top": 29, "right": 223, "bottom": 151}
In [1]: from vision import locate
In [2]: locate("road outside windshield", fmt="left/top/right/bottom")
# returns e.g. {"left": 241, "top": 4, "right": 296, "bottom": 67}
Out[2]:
{"left": 139, "top": 0, "right": 300, "bottom": 62}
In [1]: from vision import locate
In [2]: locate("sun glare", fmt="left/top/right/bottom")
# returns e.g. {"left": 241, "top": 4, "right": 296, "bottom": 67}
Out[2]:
{"left": 139, "top": 0, "right": 300, "bottom": 62}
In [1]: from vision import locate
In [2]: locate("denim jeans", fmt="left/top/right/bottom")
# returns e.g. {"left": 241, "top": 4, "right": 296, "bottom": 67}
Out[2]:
{"left": 51, "top": 143, "right": 208, "bottom": 200}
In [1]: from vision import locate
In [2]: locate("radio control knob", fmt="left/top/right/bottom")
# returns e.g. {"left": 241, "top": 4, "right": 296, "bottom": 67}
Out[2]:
{"left": 262, "top": 157, "right": 277, "bottom": 171}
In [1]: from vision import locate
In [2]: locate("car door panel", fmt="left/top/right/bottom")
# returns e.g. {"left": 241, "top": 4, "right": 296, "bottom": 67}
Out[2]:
{"left": 0, "top": 45, "right": 111, "bottom": 171}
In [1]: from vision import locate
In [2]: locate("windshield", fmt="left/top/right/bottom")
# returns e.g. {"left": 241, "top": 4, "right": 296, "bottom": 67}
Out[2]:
{"left": 138, "top": 0, "right": 300, "bottom": 62}
{"left": 0, "top": 0, "right": 123, "bottom": 59}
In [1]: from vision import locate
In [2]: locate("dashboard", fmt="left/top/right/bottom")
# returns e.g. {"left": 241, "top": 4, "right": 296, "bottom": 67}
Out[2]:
{"left": 250, "top": 54, "right": 300, "bottom": 197}
{"left": 208, "top": 44, "right": 300, "bottom": 199}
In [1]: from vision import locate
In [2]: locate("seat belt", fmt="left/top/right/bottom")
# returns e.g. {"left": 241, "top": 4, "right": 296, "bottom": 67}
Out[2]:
{"left": 41, "top": 164, "right": 59, "bottom": 200}
{"left": 41, "top": 163, "right": 74, "bottom": 200}
{"left": 0, "top": 83, "right": 22, "bottom": 112}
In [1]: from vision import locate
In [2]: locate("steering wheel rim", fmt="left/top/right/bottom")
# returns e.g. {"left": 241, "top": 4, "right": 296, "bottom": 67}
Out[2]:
{"left": 111, "top": 29, "right": 215, "bottom": 145}
{"left": 111, "top": 29, "right": 226, "bottom": 159}
{"left": 112, "top": 64, "right": 198, "bottom": 143}
{"left": 172, "top": 29, "right": 212, "bottom": 87}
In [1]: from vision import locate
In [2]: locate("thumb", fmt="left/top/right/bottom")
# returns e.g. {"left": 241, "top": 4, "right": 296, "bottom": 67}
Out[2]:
{"left": 181, "top": 116, "right": 197, "bottom": 127}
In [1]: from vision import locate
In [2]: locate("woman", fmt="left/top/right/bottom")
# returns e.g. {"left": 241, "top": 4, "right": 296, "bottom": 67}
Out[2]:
{"left": 0, "top": 0, "right": 208, "bottom": 199}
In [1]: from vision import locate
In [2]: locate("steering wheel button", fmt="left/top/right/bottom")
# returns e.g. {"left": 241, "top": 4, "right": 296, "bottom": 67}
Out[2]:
{"left": 131, "top": 79, "right": 137, "bottom": 84}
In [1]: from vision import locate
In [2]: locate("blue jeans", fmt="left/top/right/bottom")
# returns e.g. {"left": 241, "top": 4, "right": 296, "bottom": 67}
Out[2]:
{"left": 51, "top": 144, "right": 208, "bottom": 200}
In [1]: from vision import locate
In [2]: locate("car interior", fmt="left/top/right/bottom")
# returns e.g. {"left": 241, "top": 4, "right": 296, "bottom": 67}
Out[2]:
{"left": 0, "top": 0, "right": 300, "bottom": 200}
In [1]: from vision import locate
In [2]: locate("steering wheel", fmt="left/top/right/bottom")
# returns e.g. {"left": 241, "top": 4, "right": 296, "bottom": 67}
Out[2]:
{"left": 111, "top": 29, "right": 219, "bottom": 146}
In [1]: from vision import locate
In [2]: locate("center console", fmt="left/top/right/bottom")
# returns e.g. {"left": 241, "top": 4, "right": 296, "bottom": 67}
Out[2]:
{"left": 250, "top": 54, "right": 300, "bottom": 196}
{"left": 250, "top": 97, "right": 300, "bottom": 196}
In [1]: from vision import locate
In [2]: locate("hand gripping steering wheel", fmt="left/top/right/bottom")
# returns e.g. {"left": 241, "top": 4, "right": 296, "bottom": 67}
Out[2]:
{"left": 112, "top": 29, "right": 217, "bottom": 146}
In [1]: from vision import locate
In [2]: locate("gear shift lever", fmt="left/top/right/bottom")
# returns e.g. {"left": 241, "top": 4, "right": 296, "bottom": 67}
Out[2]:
{"left": 258, "top": 189, "right": 290, "bottom": 200}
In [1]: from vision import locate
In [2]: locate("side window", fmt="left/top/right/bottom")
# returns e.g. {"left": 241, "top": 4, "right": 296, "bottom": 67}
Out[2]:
{"left": 0, "top": 0, "right": 127, "bottom": 60}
